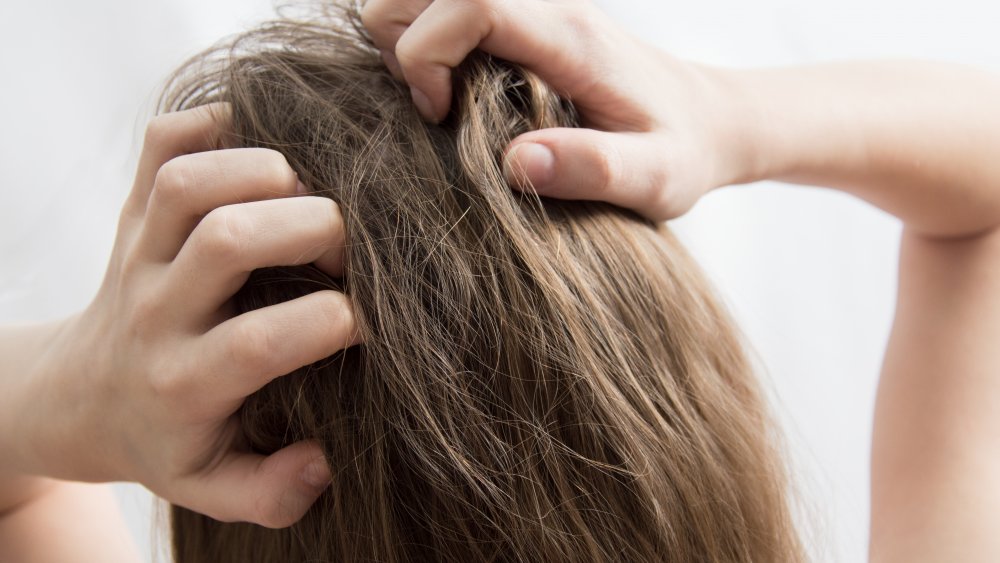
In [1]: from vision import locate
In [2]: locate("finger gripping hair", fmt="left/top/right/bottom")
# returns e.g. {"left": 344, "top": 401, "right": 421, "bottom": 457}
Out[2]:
{"left": 163, "top": 3, "right": 804, "bottom": 562}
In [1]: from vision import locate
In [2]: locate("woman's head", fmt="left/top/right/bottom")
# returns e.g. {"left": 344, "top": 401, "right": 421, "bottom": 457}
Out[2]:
{"left": 164, "top": 4, "right": 803, "bottom": 561}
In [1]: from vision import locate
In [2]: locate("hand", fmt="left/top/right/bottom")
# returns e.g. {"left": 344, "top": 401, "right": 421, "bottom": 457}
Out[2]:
{"left": 21, "top": 104, "right": 357, "bottom": 528}
{"left": 362, "top": 0, "right": 755, "bottom": 220}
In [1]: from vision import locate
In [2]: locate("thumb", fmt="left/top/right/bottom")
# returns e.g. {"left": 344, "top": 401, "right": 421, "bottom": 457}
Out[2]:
{"left": 503, "top": 129, "right": 678, "bottom": 221}
{"left": 172, "top": 440, "right": 331, "bottom": 529}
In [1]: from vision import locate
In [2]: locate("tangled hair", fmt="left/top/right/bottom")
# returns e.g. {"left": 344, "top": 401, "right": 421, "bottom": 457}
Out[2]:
{"left": 163, "top": 3, "right": 803, "bottom": 562}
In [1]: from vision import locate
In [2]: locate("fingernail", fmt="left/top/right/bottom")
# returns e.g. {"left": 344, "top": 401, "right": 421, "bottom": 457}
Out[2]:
{"left": 410, "top": 86, "right": 437, "bottom": 123}
{"left": 300, "top": 457, "right": 332, "bottom": 490}
{"left": 296, "top": 180, "right": 309, "bottom": 195}
{"left": 504, "top": 142, "right": 555, "bottom": 191}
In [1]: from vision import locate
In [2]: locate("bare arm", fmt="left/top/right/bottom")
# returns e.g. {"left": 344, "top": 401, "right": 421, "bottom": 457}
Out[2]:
{"left": 0, "top": 322, "right": 137, "bottom": 563}
{"left": 0, "top": 479, "right": 140, "bottom": 563}
{"left": 0, "top": 104, "right": 356, "bottom": 557}
{"left": 362, "top": 2, "right": 1000, "bottom": 559}
{"left": 0, "top": 324, "right": 140, "bottom": 562}
{"left": 870, "top": 230, "right": 1000, "bottom": 563}
{"left": 733, "top": 61, "right": 1000, "bottom": 239}
{"left": 728, "top": 61, "right": 1000, "bottom": 562}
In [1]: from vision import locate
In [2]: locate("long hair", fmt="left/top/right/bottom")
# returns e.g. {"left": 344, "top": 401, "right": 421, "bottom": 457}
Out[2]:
{"left": 163, "top": 4, "right": 804, "bottom": 561}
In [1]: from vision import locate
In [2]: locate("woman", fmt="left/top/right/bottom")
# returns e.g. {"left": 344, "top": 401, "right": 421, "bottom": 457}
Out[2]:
{"left": 2, "top": 0, "right": 999, "bottom": 561}
{"left": 163, "top": 7, "right": 802, "bottom": 561}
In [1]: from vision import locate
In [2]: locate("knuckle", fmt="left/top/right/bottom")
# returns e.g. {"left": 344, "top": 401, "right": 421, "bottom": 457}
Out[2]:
{"left": 463, "top": 0, "right": 496, "bottom": 9}
{"left": 192, "top": 207, "right": 253, "bottom": 263}
{"left": 649, "top": 162, "right": 671, "bottom": 197}
{"left": 126, "top": 286, "right": 168, "bottom": 342}
{"left": 256, "top": 149, "right": 296, "bottom": 188}
{"left": 152, "top": 159, "right": 190, "bottom": 202}
{"left": 650, "top": 186, "right": 676, "bottom": 222}
{"left": 394, "top": 42, "right": 451, "bottom": 97}
{"left": 152, "top": 157, "right": 196, "bottom": 205}
{"left": 460, "top": 0, "right": 488, "bottom": 11}
{"left": 361, "top": 0, "right": 410, "bottom": 49}
{"left": 478, "top": 0, "right": 511, "bottom": 22}
{"left": 146, "top": 358, "right": 192, "bottom": 404}
{"left": 319, "top": 291, "right": 354, "bottom": 336}
{"left": 392, "top": 33, "right": 422, "bottom": 69}
{"left": 228, "top": 318, "right": 276, "bottom": 373}
{"left": 252, "top": 490, "right": 297, "bottom": 529}
{"left": 316, "top": 198, "right": 345, "bottom": 240}
{"left": 143, "top": 113, "right": 180, "bottom": 150}
{"left": 590, "top": 143, "right": 622, "bottom": 195}
{"left": 116, "top": 239, "right": 146, "bottom": 281}
{"left": 359, "top": 0, "right": 385, "bottom": 31}
{"left": 647, "top": 139, "right": 680, "bottom": 218}
{"left": 563, "top": 3, "right": 600, "bottom": 38}
{"left": 129, "top": 293, "right": 163, "bottom": 326}
{"left": 562, "top": 6, "right": 617, "bottom": 63}
{"left": 650, "top": 173, "right": 683, "bottom": 221}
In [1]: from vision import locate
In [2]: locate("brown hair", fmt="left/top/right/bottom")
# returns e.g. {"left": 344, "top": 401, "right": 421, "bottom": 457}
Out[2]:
{"left": 163, "top": 4, "right": 803, "bottom": 561}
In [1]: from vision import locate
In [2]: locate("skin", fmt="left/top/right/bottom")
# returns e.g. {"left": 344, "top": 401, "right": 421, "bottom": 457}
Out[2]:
{"left": 362, "top": 1, "right": 1000, "bottom": 560}
{"left": 3, "top": 0, "right": 1000, "bottom": 560}
{"left": 0, "top": 104, "right": 360, "bottom": 561}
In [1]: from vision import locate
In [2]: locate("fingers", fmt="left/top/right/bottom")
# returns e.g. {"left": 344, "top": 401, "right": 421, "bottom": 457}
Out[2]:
{"left": 504, "top": 129, "right": 680, "bottom": 221}
{"left": 166, "top": 196, "right": 346, "bottom": 319}
{"left": 173, "top": 440, "right": 331, "bottom": 528}
{"left": 125, "top": 103, "right": 232, "bottom": 219}
{"left": 199, "top": 289, "right": 360, "bottom": 401}
{"left": 362, "top": 0, "right": 432, "bottom": 52}
{"left": 137, "top": 148, "right": 302, "bottom": 263}
{"left": 388, "top": 0, "right": 490, "bottom": 121}
{"left": 364, "top": 0, "right": 595, "bottom": 122}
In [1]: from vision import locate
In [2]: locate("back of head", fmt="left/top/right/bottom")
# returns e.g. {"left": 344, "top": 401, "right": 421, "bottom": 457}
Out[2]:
{"left": 164, "top": 4, "right": 803, "bottom": 561}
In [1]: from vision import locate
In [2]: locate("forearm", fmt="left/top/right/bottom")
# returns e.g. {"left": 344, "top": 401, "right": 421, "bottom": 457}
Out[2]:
{"left": 721, "top": 60, "right": 1000, "bottom": 559}
{"left": 869, "top": 229, "right": 1000, "bottom": 562}
{"left": 728, "top": 60, "right": 1000, "bottom": 238}
{"left": 0, "top": 322, "right": 121, "bottom": 561}
{"left": 0, "top": 321, "right": 67, "bottom": 495}
{"left": 0, "top": 481, "right": 139, "bottom": 563}
{"left": 0, "top": 315, "right": 112, "bottom": 510}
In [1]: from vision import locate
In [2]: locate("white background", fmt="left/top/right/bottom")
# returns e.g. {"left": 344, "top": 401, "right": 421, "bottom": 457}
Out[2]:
{"left": 1, "top": 1, "right": 997, "bottom": 561}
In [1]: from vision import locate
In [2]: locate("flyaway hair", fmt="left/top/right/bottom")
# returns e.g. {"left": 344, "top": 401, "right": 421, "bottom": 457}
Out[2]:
{"left": 163, "top": 3, "right": 804, "bottom": 561}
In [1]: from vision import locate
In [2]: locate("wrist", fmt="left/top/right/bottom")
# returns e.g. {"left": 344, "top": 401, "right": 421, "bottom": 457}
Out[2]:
{"left": 4, "top": 313, "right": 119, "bottom": 484}
{"left": 0, "top": 319, "right": 69, "bottom": 478}
{"left": 697, "top": 64, "right": 776, "bottom": 188}
{"left": 716, "top": 64, "right": 874, "bottom": 190}
{"left": 31, "top": 311, "right": 122, "bottom": 483}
